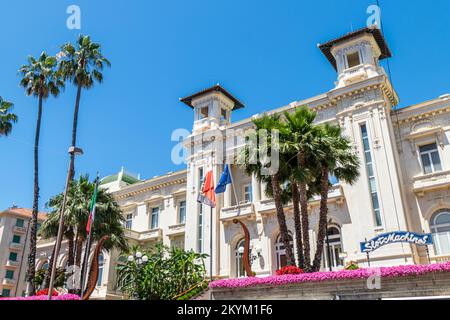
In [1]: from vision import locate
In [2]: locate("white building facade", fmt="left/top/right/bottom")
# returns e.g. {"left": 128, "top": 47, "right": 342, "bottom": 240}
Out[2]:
{"left": 32, "top": 26, "right": 450, "bottom": 299}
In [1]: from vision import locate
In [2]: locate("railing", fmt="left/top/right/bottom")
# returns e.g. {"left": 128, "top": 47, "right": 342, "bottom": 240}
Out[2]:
{"left": 5, "top": 260, "right": 20, "bottom": 268}
{"left": 172, "top": 277, "right": 209, "bottom": 300}
{"left": 9, "top": 242, "right": 22, "bottom": 250}
{"left": 13, "top": 226, "right": 27, "bottom": 234}
{"left": 168, "top": 223, "right": 186, "bottom": 236}
{"left": 257, "top": 185, "right": 344, "bottom": 215}
{"left": 413, "top": 170, "right": 450, "bottom": 195}
{"left": 431, "top": 255, "right": 450, "bottom": 263}
{"left": 2, "top": 278, "right": 15, "bottom": 286}
{"left": 124, "top": 228, "right": 162, "bottom": 241}
{"left": 220, "top": 203, "right": 254, "bottom": 221}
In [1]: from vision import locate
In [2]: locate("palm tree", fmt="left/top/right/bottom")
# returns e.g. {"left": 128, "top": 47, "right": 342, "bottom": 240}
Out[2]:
{"left": 283, "top": 106, "right": 319, "bottom": 271}
{"left": 19, "top": 52, "right": 65, "bottom": 295}
{"left": 311, "top": 124, "right": 359, "bottom": 272}
{"left": 39, "top": 175, "right": 128, "bottom": 290}
{"left": 58, "top": 35, "right": 111, "bottom": 181}
{"left": 0, "top": 97, "right": 17, "bottom": 137}
{"left": 238, "top": 114, "right": 296, "bottom": 266}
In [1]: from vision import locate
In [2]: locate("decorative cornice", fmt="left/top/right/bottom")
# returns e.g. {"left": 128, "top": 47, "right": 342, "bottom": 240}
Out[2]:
{"left": 115, "top": 178, "right": 187, "bottom": 200}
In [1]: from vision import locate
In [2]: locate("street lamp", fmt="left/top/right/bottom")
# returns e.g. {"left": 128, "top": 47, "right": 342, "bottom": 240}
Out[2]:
{"left": 48, "top": 146, "right": 83, "bottom": 300}
{"left": 128, "top": 252, "right": 149, "bottom": 266}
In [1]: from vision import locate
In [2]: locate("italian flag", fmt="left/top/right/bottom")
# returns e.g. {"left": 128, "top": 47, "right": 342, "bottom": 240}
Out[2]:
{"left": 86, "top": 178, "right": 99, "bottom": 234}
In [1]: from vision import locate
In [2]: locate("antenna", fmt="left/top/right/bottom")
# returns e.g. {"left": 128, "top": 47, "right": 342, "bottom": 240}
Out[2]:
{"left": 377, "top": 0, "right": 403, "bottom": 153}
{"left": 376, "top": 0, "right": 393, "bottom": 86}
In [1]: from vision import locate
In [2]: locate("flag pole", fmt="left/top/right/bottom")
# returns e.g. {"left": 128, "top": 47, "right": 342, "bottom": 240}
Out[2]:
{"left": 80, "top": 173, "right": 100, "bottom": 296}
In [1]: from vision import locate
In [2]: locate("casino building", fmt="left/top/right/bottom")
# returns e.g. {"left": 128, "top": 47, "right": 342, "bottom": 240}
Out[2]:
{"left": 33, "top": 26, "right": 450, "bottom": 299}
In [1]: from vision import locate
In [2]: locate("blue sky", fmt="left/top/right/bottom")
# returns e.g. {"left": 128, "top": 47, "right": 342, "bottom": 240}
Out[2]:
{"left": 0, "top": 0, "right": 449, "bottom": 211}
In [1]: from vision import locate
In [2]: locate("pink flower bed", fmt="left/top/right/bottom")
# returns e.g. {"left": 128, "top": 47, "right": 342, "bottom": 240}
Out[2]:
{"left": 0, "top": 294, "right": 80, "bottom": 301}
{"left": 210, "top": 262, "right": 450, "bottom": 289}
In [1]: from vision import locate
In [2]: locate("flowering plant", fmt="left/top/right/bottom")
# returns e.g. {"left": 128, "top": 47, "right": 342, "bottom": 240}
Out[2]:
{"left": 0, "top": 294, "right": 80, "bottom": 301}
{"left": 276, "top": 266, "right": 304, "bottom": 275}
{"left": 36, "top": 288, "right": 59, "bottom": 296}
{"left": 210, "top": 262, "right": 450, "bottom": 289}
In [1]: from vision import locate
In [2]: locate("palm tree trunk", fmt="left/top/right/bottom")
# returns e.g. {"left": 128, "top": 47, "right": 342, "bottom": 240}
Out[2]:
{"left": 312, "top": 165, "right": 330, "bottom": 272}
{"left": 297, "top": 151, "right": 311, "bottom": 271}
{"left": 291, "top": 180, "right": 304, "bottom": 269}
{"left": 43, "top": 245, "right": 56, "bottom": 288}
{"left": 67, "top": 228, "right": 75, "bottom": 266}
{"left": 68, "top": 84, "right": 82, "bottom": 181}
{"left": 271, "top": 173, "right": 295, "bottom": 266}
{"left": 67, "top": 228, "right": 76, "bottom": 293}
{"left": 75, "top": 236, "right": 83, "bottom": 267}
{"left": 74, "top": 235, "right": 84, "bottom": 295}
{"left": 25, "top": 95, "right": 43, "bottom": 296}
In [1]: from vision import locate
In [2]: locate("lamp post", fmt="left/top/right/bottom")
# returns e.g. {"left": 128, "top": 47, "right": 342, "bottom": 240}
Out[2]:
{"left": 128, "top": 251, "right": 149, "bottom": 266}
{"left": 128, "top": 252, "right": 148, "bottom": 299}
{"left": 48, "top": 146, "right": 83, "bottom": 300}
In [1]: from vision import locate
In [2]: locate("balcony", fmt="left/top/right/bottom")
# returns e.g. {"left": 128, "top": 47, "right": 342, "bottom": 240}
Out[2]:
{"left": 5, "top": 260, "right": 20, "bottom": 268}
{"left": 2, "top": 278, "right": 15, "bottom": 287}
{"left": 167, "top": 223, "right": 185, "bottom": 237}
{"left": 13, "top": 226, "right": 27, "bottom": 234}
{"left": 124, "top": 228, "right": 163, "bottom": 242}
{"left": 220, "top": 202, "right": 255, "bottom": 222}
{"left": 431, "top": 255, "right": 450, "bottom": 264}
{"left": 412, "top": 170, "right": 450, "bottom": 196}
{"left": 9, "top": 242, "right": 22, "bottom": 251}
{"left": 257, "top": 185, "right": 345, "bottom": 215}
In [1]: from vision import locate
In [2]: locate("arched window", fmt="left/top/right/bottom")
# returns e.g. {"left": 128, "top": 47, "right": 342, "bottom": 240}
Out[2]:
{"left": 431, "top": 210, "right": 450, "bottom": 255}
{"left": 235, "top": 239, "right": 246, "bottom": 278}
{"left": 97, "top": 254, "right": 104, "bottom": 287}
{"left": 42, "top": 262, "right": 49, "bottom": 270}
{"left": 323, "top": 226, "right": 344, "bottom": 270}
{"left": 275, "top": 233, "right": 294, "bottom": 269}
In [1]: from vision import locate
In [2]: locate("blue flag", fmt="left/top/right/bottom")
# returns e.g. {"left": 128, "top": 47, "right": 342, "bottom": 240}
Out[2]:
{"left": 215, "top": 164, "right": 232, "bottom": 194}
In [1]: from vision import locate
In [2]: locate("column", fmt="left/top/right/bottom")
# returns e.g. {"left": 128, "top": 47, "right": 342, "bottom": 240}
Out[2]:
{"left": 260, "top": 181, "right": 268, "bottom": 200}
{"left": 252, "top": 173, "right": 261, "bottom": 202}
{"left": 224, "top": 183, "right": 232, "bottom": 207}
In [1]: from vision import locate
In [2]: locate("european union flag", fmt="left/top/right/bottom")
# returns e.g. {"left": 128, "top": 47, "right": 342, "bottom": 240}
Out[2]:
{"left": 215, "top": 164, "right": 232, "bottom": 194}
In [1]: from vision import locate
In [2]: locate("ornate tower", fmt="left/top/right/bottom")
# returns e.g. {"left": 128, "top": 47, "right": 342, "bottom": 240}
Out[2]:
{"left": 318, "top": 26, "right": 413, "bottom": 265}
{"left": 180, "top": 84, "right": 244, "bottom": 276}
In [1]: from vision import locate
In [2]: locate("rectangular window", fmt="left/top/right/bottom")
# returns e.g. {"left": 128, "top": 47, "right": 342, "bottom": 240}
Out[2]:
{"left": 2, "top": 289, "right": 11, "bottom": 297}
{"left": 361, "top": 124, "right": 383, "bottom": 227}
{"left": 220, "top": 108, "right": 228, "bottom": 121}
{"left": 15, "top": 219, "right": 24, "bottom": 228}
{"left": 9, "top": 252, "right": 18, "bottom": 261}
{"left": 244, "top": 184, "right": 253, "bottom": 203}
{"left": 125, "top": 214, "right": 133, "bottom": 229}
{"left": 5, "top": 270, "right": 14, "bottom": 279}
{"left": 197, "top": 203, "right": 203, "bottom": 252}
{"left": 179, "top": 201, "right": 186, "bottom": 224}
{"left": 419, "top": 143, "right": 442, "bottom": 174}
{"left": 347, "top": 52, "right": 361, "bottom": 68}
{"left": 198, "top": 167, "right": 204, "bottom": 190}
{"left": 12, "top": 235, "right": 21, "bottom": 244}
{"left": 150, "top": 208, "right": 159, "bottom": 229}
{"left": 197, "top": 167, "right": 205, "bottom": 252}
{"left": 198, "top": 107, "right": 209, "bottom": 120}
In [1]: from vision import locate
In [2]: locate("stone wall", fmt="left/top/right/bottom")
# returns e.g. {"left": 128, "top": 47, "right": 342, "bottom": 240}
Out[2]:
{"left": 210, "top": 273, "right": 450, "bottom": 300}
